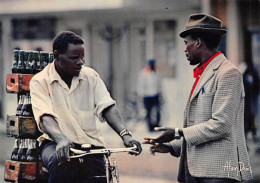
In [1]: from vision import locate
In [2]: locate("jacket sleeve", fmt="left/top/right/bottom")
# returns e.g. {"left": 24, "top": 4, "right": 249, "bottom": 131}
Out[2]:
{"left": 169, "top": 139, "right": 182, "bottom": 157}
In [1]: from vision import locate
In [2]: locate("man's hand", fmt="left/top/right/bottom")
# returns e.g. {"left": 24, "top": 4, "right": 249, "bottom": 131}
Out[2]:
{"left": 151, "top": 127, "right": 182, "bottom": 143}
{"left": 122, "top": 135, "right": 142, "bottom": 155}
{"left": 142, "top": 138, "right": 172, "bottom": 155}
{"left": 56, "top": 138, "right": 74, "bottom": 163}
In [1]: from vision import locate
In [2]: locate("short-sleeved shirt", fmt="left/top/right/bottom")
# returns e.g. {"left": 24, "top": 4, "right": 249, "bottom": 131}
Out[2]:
{"left": 137, "top": 67, "right": 161, "bottom": 97}
{"left": 30, "top": 61, "right": 115, "bottom": 146}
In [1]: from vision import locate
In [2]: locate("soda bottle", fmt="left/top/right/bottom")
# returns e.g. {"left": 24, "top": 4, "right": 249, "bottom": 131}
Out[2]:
{"left": 11, "top": 138, "right": 20, "bottom": 161}
{"left": 26, "top": 139, "right": 37, "bottom": 162}
{"left": 17, "top": 50, "right": 25, "bottom": 74}
{"left": 37, "top": 51, "right": 42, "bottom": 73}
{"left": 16, "top": 95, "right": 24, "bottom": 116}
{"left": 38, "top": 51, "right": 46, "bottom": 72}
{"left": 21, "top": 139, "right": 29, "bottom": 162}
{"left": 11, "top": 50, "right": 19, "bottom": 73}
{"left": 21, "top": 94, "right": 33, "bottom": 117}
{"left": 25, "top": 51, "right": 33, "bottom": 74}
{"left": 49, "top": 52, "right": 54, "bottom": 63}
{"left": 41, "top": 51, "right": 48, "bottom": 69}
{"left": 23, "top": 51, "right": 30, "bottom": 74}
{"left": 31, "top": 51, "right": 39, "bottom": 74}
{"left": 17, "top": 139, "right": 27, "bottom": 161}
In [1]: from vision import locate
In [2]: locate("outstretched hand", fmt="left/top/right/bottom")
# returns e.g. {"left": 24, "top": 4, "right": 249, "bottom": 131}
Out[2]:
{"left": 142, "top": 126, "right": 182, "bottom": 155}
{"left": 147, "top": 127, "right": 180, "bottom": 144}
{"left": 142, "top": 137, "right": 172, "bottom": 155}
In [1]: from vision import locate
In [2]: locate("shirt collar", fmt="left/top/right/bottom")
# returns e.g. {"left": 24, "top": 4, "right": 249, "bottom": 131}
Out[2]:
{"left": 193, "top": 51, "right": 221, "bottom": 78}
{"left": 49, "top": 60, "right": 85, "bottom": 84}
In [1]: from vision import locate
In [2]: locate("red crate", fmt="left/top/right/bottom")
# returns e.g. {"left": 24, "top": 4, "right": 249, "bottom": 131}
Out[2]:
{"left": 4, "top": 160, "right": 47, "bottom": 182}
{"left": 6, "top": 74, "right": 33, "bottom": 93}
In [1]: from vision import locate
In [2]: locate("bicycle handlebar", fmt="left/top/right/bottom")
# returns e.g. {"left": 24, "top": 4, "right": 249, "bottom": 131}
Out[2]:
{"left": 70, "top": 145, "right": 138, "bottom": 158}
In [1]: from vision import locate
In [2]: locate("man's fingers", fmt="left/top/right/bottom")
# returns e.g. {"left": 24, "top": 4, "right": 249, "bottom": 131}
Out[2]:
{"left": 57, "top": 148, "right": 65, "bottom": 163}
{"left": 57, "top": 147, "right": 71, "bottom": 163}
{"left": 143, "top": 137, "right": 153, "bottom": 140}
{"left": 132, "top": 141, "right": 142, "bottom": 155}
{"left": 142, "top": 138, "right": 156, "bottom": 144}
{"left": 64, "top": 146, "right": 70, "bottom": 161}
{"left": 154, "top": 127, "right": 175, "bottom": 131}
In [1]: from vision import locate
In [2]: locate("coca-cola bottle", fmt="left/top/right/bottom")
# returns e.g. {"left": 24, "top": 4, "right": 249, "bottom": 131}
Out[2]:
{"left": 21, "top": 94, "right": 33, "bottom": 117}
{"left": 20, "top": 139, "right": 29, "bottom": 162}
{"left": 16, "top": 95, "right": 24, "bottom": 116}
{"left": 26, "top": 139, "right": 37, "bottom": 162}
{"left": 17, "top": 139, "right": 27, "bottom": 161}
{"left": 11, "top": 50, "right": 19, "bottom": 73}
{"left": 17, "top": 50, "right": 25, "bottom": 74}
{"left": 11, "top": 138, "right": 20, "bottom": 161}
{"left": 24, "top": 51, "right": 32, "bottom": 74}
{"left": 49, "top": 52, "right": 54, "bottom": 63}
{"left": 32, "top": 51, "right": 39, "bottom": 74}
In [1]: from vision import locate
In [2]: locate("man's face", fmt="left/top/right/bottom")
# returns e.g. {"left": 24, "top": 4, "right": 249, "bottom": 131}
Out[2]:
{"left": 184, "top": 35, "right": 200, "bottom": 65}
{"left": 55, "top": 43, "right": 85, "bottom": 77}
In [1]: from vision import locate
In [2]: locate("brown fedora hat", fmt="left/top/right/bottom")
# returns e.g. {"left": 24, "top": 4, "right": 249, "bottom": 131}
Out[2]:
{"left": 179, "top": 13, "right": 227, "bottom": 38}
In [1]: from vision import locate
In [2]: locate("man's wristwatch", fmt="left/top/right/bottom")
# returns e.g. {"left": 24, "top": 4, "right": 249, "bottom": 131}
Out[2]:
{"left": 119, "top": 129, "right": 132, "bottom": 138}
{"left": 174, "top": 128, "right": 181, "bottom": 139}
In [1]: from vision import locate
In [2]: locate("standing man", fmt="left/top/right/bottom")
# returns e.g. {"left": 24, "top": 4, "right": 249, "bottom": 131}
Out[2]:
{"left": 30, "top": 31, "right": 142, "bottom": 183}
{"left": 137, "top": 59, "right": 162, "bottom": 132}
{"left": 143, "top": 14, "right": 253, "bottom": 183}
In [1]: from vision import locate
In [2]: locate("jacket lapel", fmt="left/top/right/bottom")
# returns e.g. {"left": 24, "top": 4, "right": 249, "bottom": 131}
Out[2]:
{"left": 189, "top": 54, "right": 226, "bottom": 102}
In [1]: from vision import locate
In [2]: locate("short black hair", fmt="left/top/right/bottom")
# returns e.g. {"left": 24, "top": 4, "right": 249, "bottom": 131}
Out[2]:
{"left": 52, "top": 31, "right": 84, "bottom": 54}
{"left": 190, "top": 32, "right": 222, "bottom": 49}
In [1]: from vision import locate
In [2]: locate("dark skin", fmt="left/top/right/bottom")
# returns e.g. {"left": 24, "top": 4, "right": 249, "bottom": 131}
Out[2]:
{"left": 41, "top": 43, "right": 142, "bottom": 163}
{"left": 143, "top": 34, "right": 218, "bottom": 155}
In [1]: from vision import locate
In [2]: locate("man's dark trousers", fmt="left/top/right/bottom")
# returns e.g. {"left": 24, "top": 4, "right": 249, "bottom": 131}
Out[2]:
{"left": 40, "top": 140, "right": 107, "bottom": 183}
{"left": 143, "top": 94, "right": 160, "bottom": 131}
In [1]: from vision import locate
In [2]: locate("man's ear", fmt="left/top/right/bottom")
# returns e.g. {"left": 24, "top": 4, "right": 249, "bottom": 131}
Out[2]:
{"left": 53, "top": 50, "right": 59, "bottom": 59}
{"left": 196, "top": 38, "right": 202, "bottom": 48}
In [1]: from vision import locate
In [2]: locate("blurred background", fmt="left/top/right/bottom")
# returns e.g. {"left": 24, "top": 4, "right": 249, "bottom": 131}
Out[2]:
{"left": 0, "top": 0, "right": 260, "bottom": 182}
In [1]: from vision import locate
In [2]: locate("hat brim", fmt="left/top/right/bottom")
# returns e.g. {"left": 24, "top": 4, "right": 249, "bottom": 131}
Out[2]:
{"left": 179, "top": 28, "right": 227, "bottom": 38}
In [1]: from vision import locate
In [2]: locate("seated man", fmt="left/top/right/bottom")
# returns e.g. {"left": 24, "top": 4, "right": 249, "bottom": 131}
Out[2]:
{"left": 30, "top": 31, "right": 142, "bottom": 183}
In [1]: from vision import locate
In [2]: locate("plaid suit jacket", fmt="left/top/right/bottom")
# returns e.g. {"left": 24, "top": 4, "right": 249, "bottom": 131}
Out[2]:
{"left": 170, "top": 54, "right": 253, "bottom": 182}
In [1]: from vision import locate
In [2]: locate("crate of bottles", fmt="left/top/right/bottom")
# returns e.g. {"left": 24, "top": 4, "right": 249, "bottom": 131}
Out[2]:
{"left": 5, "top": 137, "right": 48, "bottom": 182}
{"left": 7, "top": 49, "right": 53, "bottom": 94}
{"left": 4, "top": 160, "right": 47, "bottom": 182}
{"left": 6, "top": 74, "right": 33, "bottom": 93}
{"left": 6, "top": 115, "right": 39, "bottom": 138}
{"left": 6, "top": 93, "right": 40, "bottom": 138}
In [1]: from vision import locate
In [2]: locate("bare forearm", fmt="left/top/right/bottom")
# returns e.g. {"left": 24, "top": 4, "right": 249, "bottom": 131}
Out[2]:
{"left": 102, "top": 105, "right": 127, "bottom": 134}
{"left": 41, "top": 115, "right": 68, "bottom": 143}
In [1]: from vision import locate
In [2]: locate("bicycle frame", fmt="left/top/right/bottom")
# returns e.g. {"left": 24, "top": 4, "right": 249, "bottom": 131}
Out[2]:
{"left": 69, "top": 145, "right": 137, "bottom": 183}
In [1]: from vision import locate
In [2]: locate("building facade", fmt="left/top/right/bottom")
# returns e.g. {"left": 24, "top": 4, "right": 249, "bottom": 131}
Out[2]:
{"left": 0, "top": 0, "right": 259, "bottom": 128}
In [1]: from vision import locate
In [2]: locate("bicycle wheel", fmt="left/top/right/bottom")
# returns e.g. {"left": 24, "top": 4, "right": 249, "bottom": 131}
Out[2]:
{"left": 110, "top": 158, "right": 119, "bottom": 183}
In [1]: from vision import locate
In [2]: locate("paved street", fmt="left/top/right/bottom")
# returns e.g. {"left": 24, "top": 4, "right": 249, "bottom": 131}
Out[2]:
{"left": 0, "top": 119, "right": 260, "bottom": 183}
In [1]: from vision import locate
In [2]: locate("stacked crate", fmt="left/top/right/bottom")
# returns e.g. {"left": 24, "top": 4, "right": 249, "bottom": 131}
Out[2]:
{"left": 4, "top": 50, "right": 49, "bottom": 183}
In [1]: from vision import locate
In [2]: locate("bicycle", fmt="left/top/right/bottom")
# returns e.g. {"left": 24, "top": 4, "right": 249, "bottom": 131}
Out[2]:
{"left": 70, "top": 144, "right": 138, "bottom": 183}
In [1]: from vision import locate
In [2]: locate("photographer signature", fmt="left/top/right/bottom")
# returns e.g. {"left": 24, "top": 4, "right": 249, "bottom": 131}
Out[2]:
{"left": 223, "top": 160, "right": 252, "bottom": 177}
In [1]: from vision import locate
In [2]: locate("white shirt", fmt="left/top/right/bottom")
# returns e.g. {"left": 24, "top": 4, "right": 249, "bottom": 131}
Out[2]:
{"left": 30, "top": 62, "right": 115, "bottom": 146}
{"left": 137, "top": 67, "right": 161, "bottom": 97}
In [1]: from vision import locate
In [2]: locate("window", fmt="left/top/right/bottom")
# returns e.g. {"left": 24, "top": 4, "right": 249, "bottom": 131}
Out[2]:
{"left": 12, "top": 17, "right": 56, "bottom": 40}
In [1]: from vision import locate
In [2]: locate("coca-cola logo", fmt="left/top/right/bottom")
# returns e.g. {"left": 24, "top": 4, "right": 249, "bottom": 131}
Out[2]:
{"left": 16, "top": 111, "right": 22, "bottom": 115}
{"left": 22, "top": 111, "right": 32, "bottom": 116}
